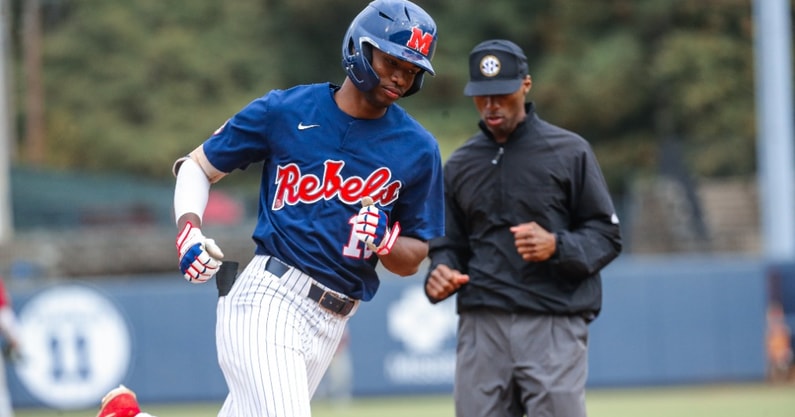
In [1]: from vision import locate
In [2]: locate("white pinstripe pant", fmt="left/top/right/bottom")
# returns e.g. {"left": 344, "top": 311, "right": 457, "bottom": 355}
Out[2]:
{"left": 0, "top": 355, "right": 11, "bottom": 417}
{"left": 216, "top": 255, "right": 358, "bottom": 416}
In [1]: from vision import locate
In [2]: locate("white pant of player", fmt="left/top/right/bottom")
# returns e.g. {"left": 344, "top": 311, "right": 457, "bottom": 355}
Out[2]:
{"left": 0, "top": 355, "right": 12, "bottom": 417}
{"left": 215, "top": 255, "right": 357, "bottom": 417}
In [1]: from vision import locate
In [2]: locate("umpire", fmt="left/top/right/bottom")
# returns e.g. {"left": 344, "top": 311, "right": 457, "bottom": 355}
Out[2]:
{"left": 424, "top": 39, "right": 622, "bottom": 417}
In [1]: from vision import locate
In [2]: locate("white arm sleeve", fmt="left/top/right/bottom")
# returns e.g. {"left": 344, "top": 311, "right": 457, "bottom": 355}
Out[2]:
{"left": 174, "top": 157, "right": 211, "bottom": 225}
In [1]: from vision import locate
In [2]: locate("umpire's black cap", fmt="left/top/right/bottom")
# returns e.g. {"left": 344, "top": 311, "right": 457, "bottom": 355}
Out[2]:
{"left": 464, "top": 39, "right": 528, "bottom": 96}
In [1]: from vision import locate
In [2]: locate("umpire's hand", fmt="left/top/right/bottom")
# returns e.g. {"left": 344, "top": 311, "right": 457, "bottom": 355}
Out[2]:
{"left": 425, "top": 264, "right": 469, "bottom": 303}
{"left": 511, "top": 221, "right": 556, "bottom": 262}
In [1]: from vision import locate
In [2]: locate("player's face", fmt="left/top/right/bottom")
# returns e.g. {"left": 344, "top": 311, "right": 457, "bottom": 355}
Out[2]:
{"left": 368, "top": 48, "right": 420, "bottom": 105}
{"left": 472, "top": 77, "right": 532, "bottom": 143}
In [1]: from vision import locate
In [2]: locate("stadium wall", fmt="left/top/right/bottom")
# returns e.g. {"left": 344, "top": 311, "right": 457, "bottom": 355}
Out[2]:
{"left": 4, "top": 255, "right": 785, "bottom": 409}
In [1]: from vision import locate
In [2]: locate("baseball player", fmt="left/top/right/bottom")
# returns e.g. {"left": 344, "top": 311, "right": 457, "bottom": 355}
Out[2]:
{"left": 169, "top": 1, "right": 443, "bottom": 416}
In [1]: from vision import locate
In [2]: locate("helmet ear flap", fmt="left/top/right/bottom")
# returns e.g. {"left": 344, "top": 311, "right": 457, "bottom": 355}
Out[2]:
{"left": 343, "top": 39, "right": 380, "bottom": 91}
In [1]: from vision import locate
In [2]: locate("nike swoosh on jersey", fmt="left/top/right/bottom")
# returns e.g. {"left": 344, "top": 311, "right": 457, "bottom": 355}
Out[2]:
{"left": 298, "top": 122, "right": 321, "bottom": 130}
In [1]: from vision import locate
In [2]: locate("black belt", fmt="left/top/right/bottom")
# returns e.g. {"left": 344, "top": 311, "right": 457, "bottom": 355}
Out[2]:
{"left": 265, "top": 257, "right": 355, "bottom": 316}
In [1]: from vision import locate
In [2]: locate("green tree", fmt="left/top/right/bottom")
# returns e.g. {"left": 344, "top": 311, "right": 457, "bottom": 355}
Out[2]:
{"left": 10, "top": 0, "right": 764, "bottom": 198}
{"left": 29, "top": 0, "right": 279, "bottom": 176}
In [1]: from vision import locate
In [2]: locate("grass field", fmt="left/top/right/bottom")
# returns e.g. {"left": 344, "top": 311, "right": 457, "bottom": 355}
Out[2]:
{"left": 15, "top": 383, "right": 795, "bottom": 417}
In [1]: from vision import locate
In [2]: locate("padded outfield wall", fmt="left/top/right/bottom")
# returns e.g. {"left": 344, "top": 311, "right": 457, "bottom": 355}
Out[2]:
{"left": 4, "top": 254, "right": 786, "bottom": 409}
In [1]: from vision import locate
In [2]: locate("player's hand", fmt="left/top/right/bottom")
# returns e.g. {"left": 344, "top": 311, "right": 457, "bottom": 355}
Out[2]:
{"left": 354, "top": 204, "right": 401, "bottom": 255}
{"left": 426, "top": 264, "right": 469, "bottom": 303}
{"left": 176, "top": 222, "right": 224, "bottom": 284}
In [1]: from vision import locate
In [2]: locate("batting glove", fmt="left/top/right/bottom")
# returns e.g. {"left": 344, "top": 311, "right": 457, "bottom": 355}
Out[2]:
{"left": 176, "top": 222, "right": 224, "bottom": 284}
{"left": 354, "top": 205, "right": 401, "bottom": 255}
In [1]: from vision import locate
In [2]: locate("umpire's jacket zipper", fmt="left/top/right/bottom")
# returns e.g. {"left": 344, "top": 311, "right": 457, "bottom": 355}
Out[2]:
{"left": 491, "top": 146, "right": 504, "bottom": 165}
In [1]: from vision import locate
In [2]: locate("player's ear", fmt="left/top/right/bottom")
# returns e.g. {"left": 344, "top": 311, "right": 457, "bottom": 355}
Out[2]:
{"left": 523, "top": 75, "right": 533, "bottom": 95}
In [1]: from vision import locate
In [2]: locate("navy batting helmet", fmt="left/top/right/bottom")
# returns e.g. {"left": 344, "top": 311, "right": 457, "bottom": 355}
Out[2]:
{"left": 341, "top": 0, "right": 437, "bottom": 97}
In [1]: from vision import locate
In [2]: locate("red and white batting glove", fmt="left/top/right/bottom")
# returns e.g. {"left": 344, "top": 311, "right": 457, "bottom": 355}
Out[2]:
{"left": 176, "top": 222, "right": 224, "bottom": 284}
{"left": 354, "top": 205, "right": 401, "bottom": 255}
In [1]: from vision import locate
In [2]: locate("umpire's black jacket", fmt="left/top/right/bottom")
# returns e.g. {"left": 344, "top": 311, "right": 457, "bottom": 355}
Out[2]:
{"left": 426, "top": 103, "right": 622, "bottom": 321}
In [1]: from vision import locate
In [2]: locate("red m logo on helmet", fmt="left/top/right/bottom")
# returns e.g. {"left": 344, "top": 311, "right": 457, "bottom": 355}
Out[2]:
{"left": 406, "top": 27, "right": 433, "bottom": 56}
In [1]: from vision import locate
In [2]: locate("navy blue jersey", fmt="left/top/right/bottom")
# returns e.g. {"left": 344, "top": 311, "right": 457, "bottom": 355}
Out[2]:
{"left": 202, "top": 83, "right": 444, "bottom": 301}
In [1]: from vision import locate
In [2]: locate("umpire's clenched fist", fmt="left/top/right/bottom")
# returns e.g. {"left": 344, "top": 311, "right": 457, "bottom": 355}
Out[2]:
{"left": 510, "top": 221, "right": 557, "bottom": 262}
{"left": 425, "top": 264, "right": 470, "bottom": 303}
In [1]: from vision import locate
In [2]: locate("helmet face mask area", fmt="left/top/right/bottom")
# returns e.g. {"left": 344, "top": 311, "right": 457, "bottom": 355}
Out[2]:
{"left": 341, "top": 0, "right": 437, "bottom": 97}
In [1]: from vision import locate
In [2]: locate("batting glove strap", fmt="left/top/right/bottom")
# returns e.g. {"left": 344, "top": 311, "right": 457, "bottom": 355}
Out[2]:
{"left": 376, "top": 221, "right": 401, "bottom": 255}
{"left": 354, "top": 206, "right": 401, "bottom": 255}
{"left": 176, "top": 222, "right": 223, "bottom": 283}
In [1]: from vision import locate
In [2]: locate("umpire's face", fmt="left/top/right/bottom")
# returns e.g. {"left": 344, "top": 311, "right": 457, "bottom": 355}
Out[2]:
{"left": 472, "top": 75, "right": 532, "bottom": 144}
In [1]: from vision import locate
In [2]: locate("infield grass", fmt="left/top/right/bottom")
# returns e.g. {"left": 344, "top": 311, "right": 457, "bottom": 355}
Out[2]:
{"left": 14, "top": 382, "right": 795, "bottom": 417}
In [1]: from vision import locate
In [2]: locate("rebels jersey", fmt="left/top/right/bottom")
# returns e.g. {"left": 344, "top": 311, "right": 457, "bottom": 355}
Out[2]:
{"left": 202, "top": 83, "right": 444, "bottom": 301}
